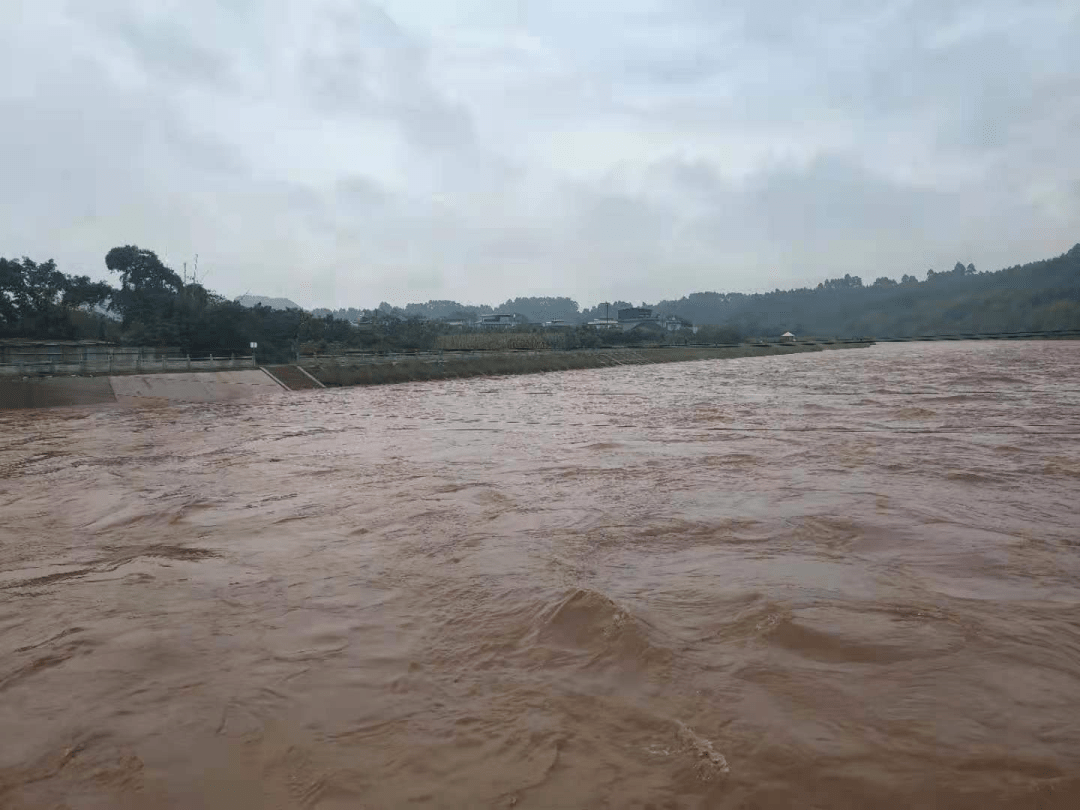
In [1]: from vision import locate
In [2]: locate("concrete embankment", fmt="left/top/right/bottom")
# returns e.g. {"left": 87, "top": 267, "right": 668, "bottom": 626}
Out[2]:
{"left": 302, "top": 343, "right": 873, "bottom": 387}
{"left": 1, "top": 344, "right": 874, "bottom": 407}
{"left": 0, "top": 369, "right": 284, "bottom": 410}
{"left": 0, "top": 376, "right": 119, "bottom": 409}
{"left": 108, "top": 370, "right": 285, "bottom": 406}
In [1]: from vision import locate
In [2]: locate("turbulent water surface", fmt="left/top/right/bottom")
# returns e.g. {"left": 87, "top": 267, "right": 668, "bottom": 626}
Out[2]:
{"left": 2, "top": 341, "right": 1079, "bottom": 809}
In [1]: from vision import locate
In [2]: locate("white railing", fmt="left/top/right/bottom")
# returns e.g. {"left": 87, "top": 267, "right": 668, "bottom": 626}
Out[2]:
{"left": 0, "top": 354, "right": 257, "bottom": 377}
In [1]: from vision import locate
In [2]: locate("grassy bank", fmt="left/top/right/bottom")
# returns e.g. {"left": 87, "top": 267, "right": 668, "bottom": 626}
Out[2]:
{"left": 301, "top": 342, "right": 873, "bottom": 387}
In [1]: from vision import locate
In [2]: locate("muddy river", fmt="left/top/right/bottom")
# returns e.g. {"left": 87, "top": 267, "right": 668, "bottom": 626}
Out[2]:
{"left": 2, "top": 341, "right": 1079, "bottom": 808}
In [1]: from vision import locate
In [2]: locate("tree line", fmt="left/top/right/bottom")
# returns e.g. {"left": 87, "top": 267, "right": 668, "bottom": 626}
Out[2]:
{"left": 312, "top": 247, "right": 1080, "bottom": 337}
{"left": 3, "top": 244, "right": 1078, "bottom": 362}
{"left": 2, "top": 247, "right": 319, "bottom": 361}
{"left": 650, "top": 250, "right": 1079, "bottom": 337}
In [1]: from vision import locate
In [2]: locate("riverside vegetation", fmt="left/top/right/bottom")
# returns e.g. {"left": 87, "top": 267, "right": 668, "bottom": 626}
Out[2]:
{"left": 2, "top": 243, "right": 1078, "bottom": 362}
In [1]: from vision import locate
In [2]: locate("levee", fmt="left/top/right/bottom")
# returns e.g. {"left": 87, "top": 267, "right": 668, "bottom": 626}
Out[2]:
{"left": 0, "top": 377, "right": 118, "bottom": 409}
{"left": 1, "top": 370, "right": 285, "bottom": 409}
{"left": 299, "top": 343, "right": 875, "bottom": 387}
{"left": 109, "top": 370, "right": 285, "bottom": 406}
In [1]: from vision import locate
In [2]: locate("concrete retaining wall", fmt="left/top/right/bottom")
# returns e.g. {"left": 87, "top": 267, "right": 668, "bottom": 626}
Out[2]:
{"left": 0, "top": 377, "right": 118, "bottom": 409}
{"left": 1, "top": 370, "right": 284, "bottom": 410}
{"left": 300, "top": 343, "right": 868, "bottom": 387}
{"left": 109, "top": 370, "right": 284, "bottom": 406}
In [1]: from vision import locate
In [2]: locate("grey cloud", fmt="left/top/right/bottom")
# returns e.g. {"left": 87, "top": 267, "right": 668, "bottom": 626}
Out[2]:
{"left": 295, "top": 2, "right": 483, "bottom": 157}
{"left": 93, "top": 16, "right": 234, "bottom": 88}
{"left": 0, "top": 51, "right": 248, "bottom": 245}
{"left": 611, "top": 0, "right": 1075, "bottom": 141}
{"left": 334, "top": 175, "right": 391, "bottom": 210}
{"left": 301, "top": 3, "right": 420, "bottom": 110}
{"left": 563, "top": 150, "right": 1068, "bottom": 296}
{"left": 66, "top": 0, "right": 255, "bottom": 91}
{"left": 748, "top": 157, "right": 946, "bottom": 244}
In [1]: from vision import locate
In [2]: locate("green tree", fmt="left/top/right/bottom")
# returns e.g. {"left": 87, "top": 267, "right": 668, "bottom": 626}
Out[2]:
{"left": 1, "top": 258, "right": 69, "bottom": 335}
{"left": 105, "top": 245, "right": 184, "bottom": 333}
{"left": 62, "top": 275, "right": 113, "bottom": 311}
{"left": 695, "top": 324, "right": 742, "bottom": 344}
{"left": 0, "top": 257, "right": 29, "bottom": 326}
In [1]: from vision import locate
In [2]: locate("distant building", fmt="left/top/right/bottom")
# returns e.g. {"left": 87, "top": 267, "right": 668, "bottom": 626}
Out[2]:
{"left": 662, "top": 315, "right": 693, "bottom": 332}
{"left": 617, "top": 307, "right": 665, "bottom": 333}
{"left": 780, "top": 331, "right": 796, "bottom": 343}
{"left": 586, "top": 318, "right": 620, "bottom": 330}
{"left": 542, "top": 319, "right": 573, "bottom": 329}
{"left": 477, "top": 313, "right": 519, "bottom": 328}
{"left": 355, "top": 312, "right": 403, "bottom": 331}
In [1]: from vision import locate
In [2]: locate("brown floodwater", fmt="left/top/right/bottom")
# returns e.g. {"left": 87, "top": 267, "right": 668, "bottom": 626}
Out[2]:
{"left": 2, "top": 341, "right": 1079, "bottom": 809}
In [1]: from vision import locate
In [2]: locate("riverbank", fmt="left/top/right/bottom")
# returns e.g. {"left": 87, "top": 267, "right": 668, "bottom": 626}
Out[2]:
{"left": 0, "top": 343, "right": 873, "bottom": 408}
{"left": 0, "top": 369, "right": 284, "bottom": 409}
{"left": 302, "top": 342, "right": 873, "bottom": 387}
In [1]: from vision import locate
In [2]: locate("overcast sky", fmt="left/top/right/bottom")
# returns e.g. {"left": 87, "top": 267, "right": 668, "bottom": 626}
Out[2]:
{"left": 2, "top": 0, "right": 1077, "bottom": 309}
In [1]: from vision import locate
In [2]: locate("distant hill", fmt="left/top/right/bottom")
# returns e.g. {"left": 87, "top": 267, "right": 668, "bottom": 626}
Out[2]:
{"left": 650, "top": 243, "right": 1080, "bottom": 336}
{"left": 228, "top": 246, "right": 1080, "bottom": 336}
{"left": 235, "top": 294, "right": 303, "bottom": 311}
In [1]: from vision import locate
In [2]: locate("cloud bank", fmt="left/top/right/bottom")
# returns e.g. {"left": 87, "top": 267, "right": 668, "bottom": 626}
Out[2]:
{"left": 2, "top": 0, "right": 1077, "bottom": 308}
